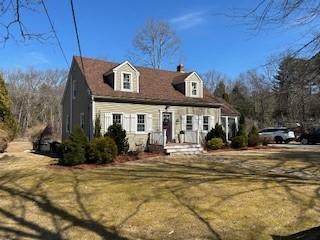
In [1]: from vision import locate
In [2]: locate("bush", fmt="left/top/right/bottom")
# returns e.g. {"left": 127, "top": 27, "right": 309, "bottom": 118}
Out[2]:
{"left": 0, "top": 129, "right": 9, "bottom": 153}
{"left": 248, "top": 125, "right": 261, "bottom": 147}
{"left": 86, "top": 137, "right": 117, "bottom": 164}
{"left": 60, "top": 127, "right": 88, "bottom": 166}
{"left": 94, "top": 114, "right": 102, "bottom": 138}
{"left": 207, "top": 138, "right": 224, "bottom": 150}
{"left": 231, "top": 135, "right": 247, "bottom": 148}
{"left": 105, "top": 123, "right": 129, "bottom": 154}
{"left": 206, "top": 123, "right": 226, "bottom": 143}
{"left": 262, "top": 137, "right": 270, "bottom": 146}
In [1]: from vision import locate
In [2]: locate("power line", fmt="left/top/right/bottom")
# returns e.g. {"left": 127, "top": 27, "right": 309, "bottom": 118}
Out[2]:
{"left": 69, "top": 0, "right": 85, "bottom": 74}
{"left": 40, "top": 0, "right": 69, "bottom": 68}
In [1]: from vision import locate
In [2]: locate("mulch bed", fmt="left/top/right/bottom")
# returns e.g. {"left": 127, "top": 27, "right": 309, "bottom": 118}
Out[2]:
{"left": 48, "top": 151, "right": 163, "bottom": 170}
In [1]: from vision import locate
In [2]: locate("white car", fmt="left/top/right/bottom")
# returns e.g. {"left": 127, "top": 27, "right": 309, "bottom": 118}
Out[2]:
{"left": 258, "top": 127, "right": 295, "bottom": 144}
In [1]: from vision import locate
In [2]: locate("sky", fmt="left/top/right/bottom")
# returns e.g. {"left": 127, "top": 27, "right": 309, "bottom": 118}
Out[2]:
{"left": 0, "top": 0, "right": 313, "bottom": 78}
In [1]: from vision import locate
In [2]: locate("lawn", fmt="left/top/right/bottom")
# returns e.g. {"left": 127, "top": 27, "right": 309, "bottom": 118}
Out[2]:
{"left": 0, "top": 148, "right": 320, "bottom": 240}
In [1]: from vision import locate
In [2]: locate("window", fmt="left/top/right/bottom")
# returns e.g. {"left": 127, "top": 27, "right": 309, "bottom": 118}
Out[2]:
{"left": 186, "top": 115, "right": 193, "bottom": 131}
{"left": 137, "top": 114, "right": 145, "bottom": 132}
{"left": 80, "top": 113, "right": 85, "bottom": 129}
{"left": 191, "top": 82, "right": 197, "bottom": 96}
{"left": 123, "top": 73, "right": 131, "bottom": 90}
{"left": 72, "top": 79, "right": 76, "bottom": 98}
{"left": 112, "top": 113, "right": 122, "bottom": 125}
{"left": 203, "top": 116, "right": 209, "bottom": 131}
{"left": 66, "top": 115, "right": 70, "bottom": 133}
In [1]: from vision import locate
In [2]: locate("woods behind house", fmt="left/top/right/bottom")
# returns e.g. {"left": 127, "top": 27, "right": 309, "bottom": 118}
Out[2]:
{"left": 3, "top": 69, "right": 67, "bottom": 138}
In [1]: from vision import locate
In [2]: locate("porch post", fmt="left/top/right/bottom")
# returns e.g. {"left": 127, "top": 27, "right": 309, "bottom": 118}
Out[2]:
{"left": 225, "top": 117, "right": 229, "bottom": 142}
{"left": 196, "top": 129, "right": 200, "bottom": 144}
{"left": 163, "top": 129, "right": 167, "bottom": 147}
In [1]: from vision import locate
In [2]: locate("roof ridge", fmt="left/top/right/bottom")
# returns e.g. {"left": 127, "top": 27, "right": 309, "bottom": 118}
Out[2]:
{"left": 73, "top": 55, "right": 192, "bottom": 75}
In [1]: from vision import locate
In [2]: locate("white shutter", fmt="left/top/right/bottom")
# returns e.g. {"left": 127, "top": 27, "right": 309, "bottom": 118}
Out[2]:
{"left": 147, "top": 113, "right": 153, "bottom": 132}
{"left": 123, "top": 113, "right": 131, "bottom": 132}
{"left": 199, "top": 115, "right": 203, "bottom": 131}
{"left": 194, "top": 115, "right": 199, "bottom": 130}
{"left": 130, "top": 114, "right": 137, "bottom": 133}
{"left": 104, "top": 113, "right": 112, "bottom": 133}
{"left": 181, "top": 115, "right": 186, "bottom": 131}
{"left": 209, "top": 116, "right": 214, "bottom": 130}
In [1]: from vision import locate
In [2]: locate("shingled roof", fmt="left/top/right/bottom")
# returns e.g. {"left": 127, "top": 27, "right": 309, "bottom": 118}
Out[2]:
{"left": 73, "top": 56, "right": 239, "bottom": 115}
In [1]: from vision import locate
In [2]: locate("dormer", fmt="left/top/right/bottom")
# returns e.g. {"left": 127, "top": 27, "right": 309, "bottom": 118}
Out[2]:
{"left": 173, "top": 70, "right": 204, "bottom": 98}
{"left": 104, "top": 61, "right": 140, "bottom": 93}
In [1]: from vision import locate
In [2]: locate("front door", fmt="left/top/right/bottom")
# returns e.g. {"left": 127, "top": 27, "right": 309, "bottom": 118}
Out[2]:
{"left": 162, "top": 112, "right": 172, "bottom": 142}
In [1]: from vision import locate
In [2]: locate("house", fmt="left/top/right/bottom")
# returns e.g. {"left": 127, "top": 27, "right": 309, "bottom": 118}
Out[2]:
{"left": 62, "top": 56, "right": 239, "bottom": 153}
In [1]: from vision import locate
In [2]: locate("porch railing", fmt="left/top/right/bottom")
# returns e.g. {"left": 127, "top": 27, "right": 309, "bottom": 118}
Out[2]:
{"left": 149, "top": 130, "right": 167, "bottom": 147}
{"left": 150, "top": 129, "right": 207, "bottom": 146}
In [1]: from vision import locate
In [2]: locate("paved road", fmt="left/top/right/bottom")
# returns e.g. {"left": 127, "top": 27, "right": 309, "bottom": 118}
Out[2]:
{"left": 269, "top": 142, "right": 320, "bottom": 149}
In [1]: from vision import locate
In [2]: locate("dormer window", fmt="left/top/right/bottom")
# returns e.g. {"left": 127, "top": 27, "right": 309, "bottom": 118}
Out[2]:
{"left": 123, "top": 73, "right": 131, "bottom": 90}
{"left": 191, "top": 82, "right": 197, "bottom": 96}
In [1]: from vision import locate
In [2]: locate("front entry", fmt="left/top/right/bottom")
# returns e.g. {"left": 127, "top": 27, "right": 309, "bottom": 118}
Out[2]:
{"left": 162, "top": 112, "right": 173, "bottom": 142}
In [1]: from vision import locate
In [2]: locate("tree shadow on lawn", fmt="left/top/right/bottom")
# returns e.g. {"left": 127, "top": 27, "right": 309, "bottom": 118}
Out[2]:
{"left": 0, "top": 150, "right": 320, "bottom": 239}
{"left": 0, "top": 172, "right": 127, "bottom": 240}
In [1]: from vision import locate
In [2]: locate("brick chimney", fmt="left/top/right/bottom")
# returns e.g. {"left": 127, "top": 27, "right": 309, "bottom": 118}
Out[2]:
{"left": 177, "top": 64, "right": 185, "bottom": 73}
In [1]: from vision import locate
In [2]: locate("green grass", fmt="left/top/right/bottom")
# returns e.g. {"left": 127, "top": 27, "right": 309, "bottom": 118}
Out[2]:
{"left": 0, "top": 149, "right": 320, "bottom": 240}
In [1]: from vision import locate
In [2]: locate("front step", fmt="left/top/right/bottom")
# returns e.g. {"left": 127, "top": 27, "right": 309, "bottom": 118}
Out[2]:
{"left": 164, "top": 143, "right": 204, "bottom": 155}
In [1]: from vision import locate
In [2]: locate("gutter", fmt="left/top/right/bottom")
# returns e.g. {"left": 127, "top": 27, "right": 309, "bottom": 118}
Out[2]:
{"left": 92, "top": 95, "right": 223, "bottom": 108}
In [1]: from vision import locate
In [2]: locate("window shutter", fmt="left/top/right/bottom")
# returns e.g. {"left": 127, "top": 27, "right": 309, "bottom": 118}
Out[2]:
{"left": 147, "top": 114, "right": 153, "bottom": 132}
{"left": 194, "top": 115, "right": 199, "bottom": 130}
{"left": 104, "top": 113, "right": 112, "bottom": 133}
{"left": 130, "top": 114, "right": 137, "bottom": 133}
{"left": 123, "top": 113, "right": 131, "bottom": 132}
{"left": 209, "top": 116, "right": 215, "bottom": 130}
{"left": 199, "top": 115, "right": 203, "bottom": 131}
{"left": 181, "top": 115, "right": 186, "bottom": 131}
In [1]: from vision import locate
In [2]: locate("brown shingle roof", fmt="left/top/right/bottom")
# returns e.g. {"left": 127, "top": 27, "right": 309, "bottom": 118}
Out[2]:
{"left": 73, "top": 56, "right": 238, "bottom": 115}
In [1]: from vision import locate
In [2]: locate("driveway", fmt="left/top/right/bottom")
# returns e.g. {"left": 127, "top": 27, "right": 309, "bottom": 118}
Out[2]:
{"left": 269, "top": 142, "right": 320, "bottom": 149}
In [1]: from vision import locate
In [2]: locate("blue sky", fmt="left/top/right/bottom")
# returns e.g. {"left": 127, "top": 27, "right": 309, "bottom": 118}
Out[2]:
{"left": 0, "top": 0, "right": 312, "bottom": 78}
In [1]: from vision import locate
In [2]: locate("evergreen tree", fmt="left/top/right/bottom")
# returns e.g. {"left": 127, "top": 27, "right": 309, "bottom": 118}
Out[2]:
{"left": 0, "top": 74, "right": 17, "bottom": 139}
{"left": 94, "top": 114, "right": 102, "bottom": 138}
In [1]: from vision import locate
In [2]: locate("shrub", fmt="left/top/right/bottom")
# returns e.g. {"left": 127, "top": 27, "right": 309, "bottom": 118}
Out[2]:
{"left": 60, "top": 127, "right": 88, "bottom": 166}
{"left": 206, "top": 123, "right": 226, "bottom": 143}
{"left": 0, "top": 129, "right": 9, "bottom": 153}
{"left": 262, "top": 137, "right": 270, "bottom": 146}
{"left": 231, "top": 135, "right": 247, "bottom": 148}
{"left": 86, "top": 137, "right": 117, "bottom": 164}
{"left": 207, "top": 138, "right": 224, "bottom": 150}
{"left": 105, "top": 123, "right": 129, "bottom": 154}
{"left": 94, "top": 114, "right": 102, "bottom": 138}
{"left": 248, "top": 125, "right": 261, "bottom": 147}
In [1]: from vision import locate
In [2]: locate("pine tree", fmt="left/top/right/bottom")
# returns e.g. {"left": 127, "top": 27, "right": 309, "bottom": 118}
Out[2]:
{"left": 94, "top": 114, "right": 102, "bottom": 138}
{"left": 0, "top": 74, "right": 16, "bottom": 139}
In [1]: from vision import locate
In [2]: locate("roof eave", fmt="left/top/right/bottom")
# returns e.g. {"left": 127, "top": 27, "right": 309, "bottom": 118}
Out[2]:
{"left": 92, "top": 95, "right": 222, "bottom": 108}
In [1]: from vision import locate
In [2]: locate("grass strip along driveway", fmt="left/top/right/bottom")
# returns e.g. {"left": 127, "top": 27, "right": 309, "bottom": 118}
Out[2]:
{"left": 0, "top": 148, "right": 320, "bottom": 240}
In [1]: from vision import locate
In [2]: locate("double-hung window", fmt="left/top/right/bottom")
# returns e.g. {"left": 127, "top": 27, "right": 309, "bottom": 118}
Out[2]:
{"left": 203, "top": 116, "right": 209, "bottom": 131}
{"left": 186, "top": 115, "right": 193, "bottom": 131}
{"left": 137, "top": 114, "right": 145, "bottom": 132}
{"left": 191, "top": 82, "right": 197, "bottom": 96}
{"left": 112, "top": 113, "right": 122, "bottom": 125}
{"left": 123, "top": 73, "right": 131, "bottom": 90}
{"left": 80, "top": 113, "right": 85, "bottom": 129}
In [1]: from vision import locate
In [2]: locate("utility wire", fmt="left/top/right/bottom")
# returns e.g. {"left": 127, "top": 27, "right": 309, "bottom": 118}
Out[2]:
{"left": 70, "top": 0, "right": 85, "bottom": 74}
{"left": 41, "top": 0, "right": 69, "bottom": 68}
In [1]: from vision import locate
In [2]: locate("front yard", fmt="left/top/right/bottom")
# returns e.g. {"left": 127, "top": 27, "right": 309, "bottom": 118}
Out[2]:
{"left": 0, "top": 148, "right": 320, "bottom": 240}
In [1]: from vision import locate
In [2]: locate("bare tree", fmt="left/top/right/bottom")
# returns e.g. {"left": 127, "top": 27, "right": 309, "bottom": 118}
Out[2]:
{"left": 131, "top": 18, "right": 180, "bottom": 69}
{"left": 0, "top": 0, "right": 49, "bottom": 44}
{"left": 202, "top": 70, "right": 231, "bottom": 94}
{"left": 4, "top": 68, "right": 67, "bottom": 138}
{"left": 243, "top": 0, "right": 320, "bottom": 54}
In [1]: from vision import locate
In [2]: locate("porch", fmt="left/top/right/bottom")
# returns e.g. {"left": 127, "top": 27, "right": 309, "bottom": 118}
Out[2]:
{"left": 149, "top": 129, "right": 205, "bottom": 155}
